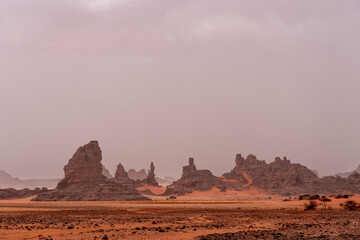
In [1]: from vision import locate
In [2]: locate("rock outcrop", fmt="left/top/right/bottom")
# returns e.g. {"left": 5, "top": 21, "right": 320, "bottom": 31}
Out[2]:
{"left": 223, "top": 154, "right": 360, "bottom": 195}
{"left": 164, "top": 158, "right": 226, "bottom": 195}
{"left": 115, "top": 163, "right": 129, "bottom": 179}
{"left": 34, "top": 141, "right": 148, "bottom": 201}
{"left": 139, "top": 162, "right": 159, "bottom": 186}
{"left": 113, "top": 163, "right": 137, "bottom": 187}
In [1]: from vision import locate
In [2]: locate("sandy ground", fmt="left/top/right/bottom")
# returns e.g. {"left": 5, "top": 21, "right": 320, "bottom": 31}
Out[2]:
{"left": 0, "top": 195, "right": 359, "bottom": 239}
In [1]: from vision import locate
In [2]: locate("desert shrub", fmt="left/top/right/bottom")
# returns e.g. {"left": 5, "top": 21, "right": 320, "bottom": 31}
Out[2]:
{"left": 299, "top": 195, "right": 310, "bottom": 200}
{"left": 167, "top": 195, "right": 177, "bottom": 200}
{"left": 343, "top": 200, "right": 360, "bottom": 211}
{"left": 304, "top": 200, "right": 318, "bottom": 210}
{"left": 335, "top": 194, "right": 350, "bottom": 199}
{"left": 319, "top": 197, "right": 331, "bottom": 207}
{"left": 310, "top": 194, "right": 320, "bottom": 200}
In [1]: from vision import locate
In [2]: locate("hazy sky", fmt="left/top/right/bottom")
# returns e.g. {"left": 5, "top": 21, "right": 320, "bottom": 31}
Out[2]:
{"left": 1, "top": 0, "right": 360, "bottom": 179}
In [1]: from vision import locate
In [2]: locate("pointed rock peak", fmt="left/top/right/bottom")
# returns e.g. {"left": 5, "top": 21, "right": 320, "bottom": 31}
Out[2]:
{"left": 235, "top": 154, "right": 245, "bottom": 166}
{"left": 115, "top": 163, "right": 129, "bottom": 179}
{"left": 148, "top": 162, "right": 155, "bottom": 175}
{"left": 64, "top": 141, "right": 104, "bottom": 180}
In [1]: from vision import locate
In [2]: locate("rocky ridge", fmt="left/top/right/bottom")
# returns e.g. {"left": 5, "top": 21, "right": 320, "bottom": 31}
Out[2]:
{"left": 222, "top": 154, "right": 360, "bottom": 195}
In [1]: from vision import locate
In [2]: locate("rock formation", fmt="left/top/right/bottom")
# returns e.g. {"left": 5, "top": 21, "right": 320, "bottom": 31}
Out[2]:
{"left": 113, "top": 163, "right": 137, "bottom": 188}
{"left": 34, "top": 141, "right": 149, "bottom": 201}
{"left": 164, "top": 158, "right": 226, "bottom": 195}
{"left": 223, "top": 154, "right": 360, "bottom": 195}
{"left": 128, "top": 169, "right": 147, "bottom": 180}
{"left": 140, "top": 162, "right": 159, "bottom": 186}
{"left": 115, "top": 163, "right": 129, "bottom": 180}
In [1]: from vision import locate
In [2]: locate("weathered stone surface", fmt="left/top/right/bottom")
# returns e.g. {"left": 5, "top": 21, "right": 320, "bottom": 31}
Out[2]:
{"left": 113, "top": 163, "right": 137, "bottom": 188}
{"left": 223, "top": 154, "right": 360, "bottom": 195}
{"left": 128, "top": 169, "right": 147, "bottom": 180}
{"left": 139, "top": 162, "right": 159, "bottom": 187}
{"left": 34, "top": 141, "right": 149, "bottom": 201}
{"left": 164, "top": 158, "right": 226, "bottom": 196}
{"left": 115, "top": 163, "right": 129, "bottom": 180}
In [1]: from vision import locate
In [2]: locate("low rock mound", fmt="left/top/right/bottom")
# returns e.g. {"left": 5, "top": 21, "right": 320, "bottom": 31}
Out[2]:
{"left": 164, "top": 158, "right": 226, "bottom": 196}
{"left": 0, "top": 188, "right": 49, "bottom": 200}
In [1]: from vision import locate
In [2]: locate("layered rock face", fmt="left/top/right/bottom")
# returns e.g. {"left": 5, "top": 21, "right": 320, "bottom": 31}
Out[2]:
{"left": 34, "top": 141, "right": 148, "bottom": 201}
{"left": 115, "top": 163, "right": 129, "bottom": 180}
{"left": 164, "top": 158, "right": 226, "bottom": 195}
{"left": 255, "top": 157, "right": 318, "bottom": 194}
{"left": 223, "top": 154, "right": 360, "bottom": 195}
{"left": 140, "top": 162, "right": 159, "bottom": 186}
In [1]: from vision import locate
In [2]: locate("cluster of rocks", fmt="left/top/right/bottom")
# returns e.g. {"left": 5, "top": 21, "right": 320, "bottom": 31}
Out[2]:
{"left": 34, "top": 141, "right": 149, "bottom": 201}
{"left": 163, "top": 154, "right": 360, "bottom": 196}
{"left": 6, "top": 139, "right": 359, "bottom": 200}
{"left": 221, "top": 154, "right": 360, "bottom": 195}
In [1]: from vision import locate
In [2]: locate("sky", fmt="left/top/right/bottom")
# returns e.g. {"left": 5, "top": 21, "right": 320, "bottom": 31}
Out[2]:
{"left": 0, "top": 0, "right": 360, "bottom": 179}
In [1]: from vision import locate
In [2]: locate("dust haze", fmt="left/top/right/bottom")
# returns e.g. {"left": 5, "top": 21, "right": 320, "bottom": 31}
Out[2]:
{"left": 0, "top": 0, "right": 360, "bottom": 179}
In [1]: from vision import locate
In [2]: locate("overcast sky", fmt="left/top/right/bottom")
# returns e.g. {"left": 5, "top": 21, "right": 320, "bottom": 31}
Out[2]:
{"left": 0, "top": 0, "right": 359, "bottom": 179}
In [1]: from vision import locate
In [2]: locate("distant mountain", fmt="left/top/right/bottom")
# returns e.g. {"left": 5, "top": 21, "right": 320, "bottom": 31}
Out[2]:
{"left": 0, "top": 170, "right": 60, "bottom": 190}
{"left": 128, "top": 169, "right": 147, "bottom": 180}
{"left": 336, "top": 164, "right": 360, "bottom": 178}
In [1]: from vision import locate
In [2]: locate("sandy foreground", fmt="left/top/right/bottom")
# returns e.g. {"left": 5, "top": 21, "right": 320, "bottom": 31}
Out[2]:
{"left": 0, "top": 195, "right": 359, "bottom": 240}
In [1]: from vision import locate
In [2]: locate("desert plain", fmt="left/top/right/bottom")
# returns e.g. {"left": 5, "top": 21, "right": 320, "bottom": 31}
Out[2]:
{"left": 0, "top": 194, "right": 359, "bottom": 240}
